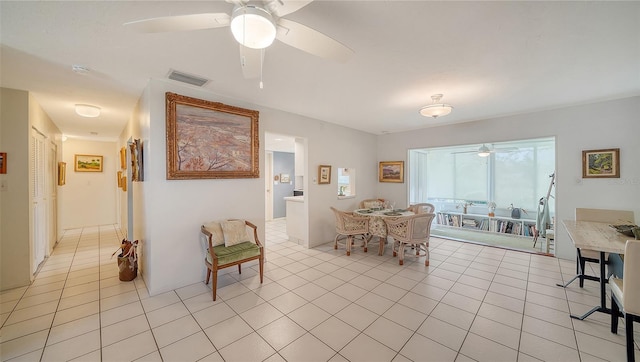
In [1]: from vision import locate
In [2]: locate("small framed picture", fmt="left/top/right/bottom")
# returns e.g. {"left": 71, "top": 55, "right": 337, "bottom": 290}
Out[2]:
{"left": 280, "top": 173, "right": 290, "bottom": 183}
{"left": 119, "top": 147, "right": 126, "bottom": 170}
{"left": 0, "top": 152, "right": 6, "bottom": 174}
{"left": 379, "top": 161, "right": 404, "bottom": 183}
{"left": 74, "top": 154, "right": 103, "bottom": 172}
{"left": 582, "top": 148, "right": 620, "bottom": 178}
{"left": 58, "top": 162, "right": 66, "bottom": 185}
{"left": 318, "top": 165, "right": 331, "bottom": 184}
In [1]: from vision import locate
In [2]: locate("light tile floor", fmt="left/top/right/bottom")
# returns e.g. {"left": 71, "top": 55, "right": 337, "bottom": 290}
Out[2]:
{"left": 1, "top": 219, "right": 638, "bottom": 361}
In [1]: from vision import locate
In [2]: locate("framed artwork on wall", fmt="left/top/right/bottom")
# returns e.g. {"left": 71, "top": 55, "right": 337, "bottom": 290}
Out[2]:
{"left": 582, "top": 148, "right": 620, "bottom": 178}
{"left": 318, "top": 165, "right": 331, "bottom": 184}
{"left": 58, "top": 162, "right": 66, "bottom": 185}
{"left": 280, "top": 173, "right": 290, "bottom": 183}
{"left": 74, "top": 154, "right": 103, "bottom": 172}
{"left": 0, "top": 152, "right": 6, "bottom": 174}
{"left": 379, "top": 161, "right": 404, "bottom": 183}
{"left": 165, "top": 92, "right": 259, "bottom": 180}
{"left": 119, "top": 147, "right": 126, "bottom": 169}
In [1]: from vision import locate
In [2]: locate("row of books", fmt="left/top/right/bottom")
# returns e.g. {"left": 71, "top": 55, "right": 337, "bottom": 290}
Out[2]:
{"left": 437, "top": 213, "right": 536, "bottom": 237}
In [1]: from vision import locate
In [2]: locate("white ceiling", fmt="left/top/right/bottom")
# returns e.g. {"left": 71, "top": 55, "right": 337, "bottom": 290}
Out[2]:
{"left": 1, "top": 1, "right": 639, "bottom": 141}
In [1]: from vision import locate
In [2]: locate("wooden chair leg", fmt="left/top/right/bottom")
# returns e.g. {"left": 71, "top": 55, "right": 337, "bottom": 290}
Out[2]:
{"left": 212, "top": 268, "right": 218, "bottom": 301}
{"left": 626, "top": 313, "right": 635, "bottom": 362}
{"left": 346, "top": 236, "right": 352, "bottom": 256}
{"left": 238, "top": 264, "right": 242, "bottom": 274}
{"left": 205, "top": 267, "right": 211, "bottom": 285}
{"left": 398, "top": 243, "right": 405, "bottom": 265}
{"left": 611, "top": 295, "right": 620, "bottom": 333}
{"left": 259, "top": 256, "right": 264, "bottom": 284}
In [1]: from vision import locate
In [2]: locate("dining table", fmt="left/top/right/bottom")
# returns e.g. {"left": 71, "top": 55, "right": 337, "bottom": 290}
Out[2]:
{"left": 354, "top": 208, "right": 414, "bottom": 255}
{"left": 562, "top": 219, "right": 629, "bottom": 320}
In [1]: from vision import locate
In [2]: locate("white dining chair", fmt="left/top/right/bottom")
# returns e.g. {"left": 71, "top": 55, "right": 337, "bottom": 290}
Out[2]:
{"left": 610, "top": 239, "right": 640, "bottom": 362}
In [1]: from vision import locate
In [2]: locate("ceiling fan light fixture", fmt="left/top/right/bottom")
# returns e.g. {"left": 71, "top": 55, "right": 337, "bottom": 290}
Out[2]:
{"left": 419, "top": 94, "right": 453, "bottom": 118}
{"left": 230, "top": 5, "right": 276, "bottom": 49}
{"left": 75, "top": 104, "right": 101, "bottom": 118}
{"left": 478, "top": 144, "right": 491, "bottom": 157}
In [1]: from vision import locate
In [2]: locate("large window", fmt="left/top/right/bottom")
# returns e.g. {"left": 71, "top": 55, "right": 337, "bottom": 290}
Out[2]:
{"left": 409, "top": 137, "right": 555, "bottom": 214}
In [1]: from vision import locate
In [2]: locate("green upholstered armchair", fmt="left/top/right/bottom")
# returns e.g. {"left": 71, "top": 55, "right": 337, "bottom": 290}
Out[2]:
{"left": 201, "top": 220, "right": 264, "bottom": 301}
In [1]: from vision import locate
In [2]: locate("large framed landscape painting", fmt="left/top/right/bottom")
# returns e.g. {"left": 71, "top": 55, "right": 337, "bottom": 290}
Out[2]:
{"left": 165, "top": 92, "right": 259, "bottom": 179}
{"left": 582, "top": 148, "right": 620, "bottom": 178}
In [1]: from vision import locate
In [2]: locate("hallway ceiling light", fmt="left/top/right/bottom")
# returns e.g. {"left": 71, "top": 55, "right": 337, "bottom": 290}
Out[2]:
{"left": 75, "top": 104, "right": 101, "bottom": 118}
{"left": 419, "top": 94, "right": 453, "bottom": 118}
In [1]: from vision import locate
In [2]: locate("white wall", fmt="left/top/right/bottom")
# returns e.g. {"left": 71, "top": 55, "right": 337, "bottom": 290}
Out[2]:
{"left": 59, "top": 139, "right": 118, "bottom": 229}
{"left": 377, "top": 96, "right": 640, "bottom": 260}
{"left": 129, "top": 79, "right": 378, "bottom": 295}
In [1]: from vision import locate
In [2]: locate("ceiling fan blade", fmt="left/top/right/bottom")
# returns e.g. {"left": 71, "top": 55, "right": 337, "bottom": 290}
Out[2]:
{"left": 267, "top": 0, "right": 313, "bottom": 17}
{"left": 276, "top": 18, "right": 353, "bottom": 63}
{"left": 124, "top": 13, "right": 230, "bottom": 33}
{"left": 239, "top": 45, "right": 261, "bottom": 79}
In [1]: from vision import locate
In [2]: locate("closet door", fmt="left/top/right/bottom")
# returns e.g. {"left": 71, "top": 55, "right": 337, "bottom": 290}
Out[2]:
{"left": 31, "top": 129, "right": 47, "bottom": 272}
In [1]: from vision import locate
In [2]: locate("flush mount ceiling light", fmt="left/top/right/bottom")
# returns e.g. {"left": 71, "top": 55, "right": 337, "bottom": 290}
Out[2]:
{"left": 230, "top": 5, "right": 276, "bottom": 49}
{"left": 419, "top": 94, "right": 453, "bottom": 118}
{"left": 75, "top": 104, "right": 101, "bottom": 118}
{"left": 478, "top": 144, "right": 491, "bottom": 157}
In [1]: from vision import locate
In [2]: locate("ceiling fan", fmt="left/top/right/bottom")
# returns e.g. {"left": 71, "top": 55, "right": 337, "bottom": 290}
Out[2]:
{"left": 454, "top": 144, "right": 519, "bottom": 157}
{"left": 124, "top": 0, "right": 353, "bottom": 81}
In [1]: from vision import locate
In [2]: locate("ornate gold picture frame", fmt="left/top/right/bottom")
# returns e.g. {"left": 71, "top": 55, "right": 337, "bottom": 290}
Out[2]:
{"left": 166, "top": 92, "right": 259, "bottom": 180}
{"left": 379, "top": 161, "right": 404, "bottom": 183}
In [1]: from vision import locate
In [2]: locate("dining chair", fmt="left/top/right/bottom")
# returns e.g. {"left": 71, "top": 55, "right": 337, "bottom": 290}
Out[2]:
{"left": 330, "top": 207, "right": 372, "bottom": 256}
{"left": 359, "top": 198, "right": 385, "bottom": 209}
{"left": 559, "top": 208, "right": 635, "bottom": 288}
{"left": 408, "top": 203, "right": 435, "bottom": 214}
{"left": 610, "top": 239, "right": 640, "bottom": 362}
{"left": 384, "top": 213, "right": 435, "bottom": 266}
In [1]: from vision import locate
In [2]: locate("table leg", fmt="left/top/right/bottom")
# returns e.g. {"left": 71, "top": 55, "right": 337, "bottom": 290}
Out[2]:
{"left": 570, "top": 251, "right": 611, "bottom": 320}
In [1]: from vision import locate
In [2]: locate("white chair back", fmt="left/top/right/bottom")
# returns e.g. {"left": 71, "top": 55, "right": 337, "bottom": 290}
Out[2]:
{"left": 623, "top": 239, "right": 640, "bottom": 315}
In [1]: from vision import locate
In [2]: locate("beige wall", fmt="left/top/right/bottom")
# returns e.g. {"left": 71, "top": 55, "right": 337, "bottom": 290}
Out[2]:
{"left": 1, "top": 88, "right": 62, "bottom": 291}
{"left": 1, "top": 88, "right": 31, "bottom": 290}
{"left": 59, "top": 139, "right": 118, "bottom": 229}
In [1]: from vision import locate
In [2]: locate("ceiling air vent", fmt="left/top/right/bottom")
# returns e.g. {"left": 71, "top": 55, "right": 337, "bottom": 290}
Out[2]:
{"left": 167, "top": 69, "right": 209, "bottom": 87}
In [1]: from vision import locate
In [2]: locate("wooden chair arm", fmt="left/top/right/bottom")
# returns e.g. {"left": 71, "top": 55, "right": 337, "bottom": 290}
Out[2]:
{"left": 244, "top": 220, "right": 263, "bottom": 248}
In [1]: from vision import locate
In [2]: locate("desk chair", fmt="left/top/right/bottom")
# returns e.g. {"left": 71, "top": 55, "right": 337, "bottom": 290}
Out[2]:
{"left": 610, "top": 239, "right": 640, "bottom": 362}
{"left": 559, "top": 208, "right": 634, "bottom": 288}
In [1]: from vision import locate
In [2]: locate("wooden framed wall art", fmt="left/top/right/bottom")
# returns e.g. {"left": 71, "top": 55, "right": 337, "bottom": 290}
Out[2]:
{"left": 165, "top": 92, "right": 259, "bottom": 180}
{"left": 379, "top": 161, "right": 404, "bottom": 183}
{"left": 58, "top": 162, "right": 66, "bottom": 185}
{"left": 318, "top": 165, "right": 331, "bottom": 184}
{"left": 582, "top": 148, "right": 620, "bottom": 178}
{"left": 0, "top": 152, "right": 6, "bottom": 174}
{"left": 74, "top": 154, "right": 103, "bottom": 172}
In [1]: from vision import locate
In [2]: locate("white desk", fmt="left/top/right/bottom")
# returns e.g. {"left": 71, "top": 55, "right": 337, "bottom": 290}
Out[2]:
{"left": 563, "top": 219, "right": 628, "bottom": 320}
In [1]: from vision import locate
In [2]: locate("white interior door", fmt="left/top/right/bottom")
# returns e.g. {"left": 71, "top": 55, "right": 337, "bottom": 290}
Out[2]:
{"left": 31, "top": 129, "right": 47, "bottom": 272}
{"left": 265, "top": 151, "right": 273, "bottom": 221}
{"left": 47, "top": 141, "right": 57, "bottom": 252}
